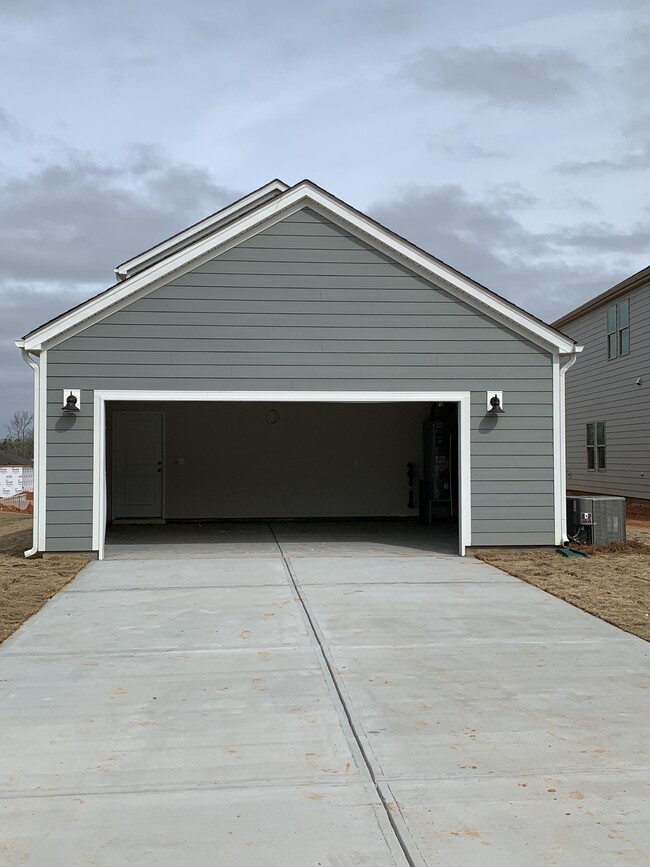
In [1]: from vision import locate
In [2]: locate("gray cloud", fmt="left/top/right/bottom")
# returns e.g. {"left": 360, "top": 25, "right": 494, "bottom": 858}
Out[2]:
{"left": 558, "top": 143, "right": 650, "bottom": 174}
{"left": 0, "top": 108, "right": 14, "bottom": 133}
{"left": 0, "top": 146, "right": 237, "bottom": 284}
{"left": 370, "top": 183, "right": 545, "bottom": 265}
{"left": 0, "top": 106, "right": 21, "bottom": 138}
{"left": 369, "top": 184, "right": 642, "bottom": 322}
{"left": 547, "top": 221, "right": 650, "bottom": 253}
{"left": 440, "top": 143, "right": 508, "bottom": 160}
{"left": 0, "top": 285, "right": 94, "bottom": 432}
{"left": 0, "top": 147, "right": 238, "bottom": 429}
{"left": 346, "top": 0, "right": 419, "bottom": 35}
{"left": 404, "top": 45, "right": 585, "bottom": 107}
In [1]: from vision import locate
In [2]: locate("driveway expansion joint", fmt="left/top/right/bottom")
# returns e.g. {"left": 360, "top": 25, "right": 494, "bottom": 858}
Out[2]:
{"left": 269, "top": 524, "right": 425, "bottom": 867}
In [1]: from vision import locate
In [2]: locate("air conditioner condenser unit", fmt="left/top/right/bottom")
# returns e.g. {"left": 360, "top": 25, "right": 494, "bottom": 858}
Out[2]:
{"left": 567, "top": 496, "right": 626, "bottom": 545}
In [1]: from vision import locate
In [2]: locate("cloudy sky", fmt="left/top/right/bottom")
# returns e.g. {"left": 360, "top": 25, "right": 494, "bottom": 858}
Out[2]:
{"left": 1, "top": 0, "right": 648, "bottom": 431}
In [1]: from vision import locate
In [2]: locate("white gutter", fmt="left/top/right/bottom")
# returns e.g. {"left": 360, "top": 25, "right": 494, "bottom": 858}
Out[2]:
{"left": 19, "top": 346, "right": 40, "bottom": 557}
{"left": 559, "top": 346, "right": 583, "bottom": 544}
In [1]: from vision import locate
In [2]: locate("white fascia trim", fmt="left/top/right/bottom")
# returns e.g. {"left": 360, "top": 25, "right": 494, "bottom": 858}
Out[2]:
{"left": 115, "top": 180, "right": 290, "bottom": 279}
{"left": 23, "top": 181, "right": 575, "bottom": 354}
{"left": 92, "top": 389, "right": 471, "bottom": 558}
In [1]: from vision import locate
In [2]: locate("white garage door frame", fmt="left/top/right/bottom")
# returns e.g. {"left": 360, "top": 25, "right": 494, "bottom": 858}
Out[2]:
{"left": 93, "top": 390, "right": 472, "bottom": 559}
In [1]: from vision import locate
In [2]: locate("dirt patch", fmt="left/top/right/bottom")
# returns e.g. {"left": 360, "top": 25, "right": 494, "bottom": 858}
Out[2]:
{"left": 624, "top": 498, "right": 650, "bottom": 529}
{"left": 476, "top": 525, "right": 650, "bottom": 642}
{"left": 0, "top": 512, "right": 91, "bottom": 644}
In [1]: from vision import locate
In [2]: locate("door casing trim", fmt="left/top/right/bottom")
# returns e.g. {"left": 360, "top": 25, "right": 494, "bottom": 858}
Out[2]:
{"left": 93, "top": 390, "right": 471, "bottom": 559}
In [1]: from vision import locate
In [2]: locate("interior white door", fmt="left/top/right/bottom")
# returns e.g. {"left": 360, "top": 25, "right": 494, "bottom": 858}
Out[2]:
{"left": 112, "top": 412, "right": 163, "bottom": 519}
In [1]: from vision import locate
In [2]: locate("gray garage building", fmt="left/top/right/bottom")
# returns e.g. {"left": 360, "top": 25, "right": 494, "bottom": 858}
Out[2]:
{"left": 16, "top": 179, "right": 580, "bottom": 557}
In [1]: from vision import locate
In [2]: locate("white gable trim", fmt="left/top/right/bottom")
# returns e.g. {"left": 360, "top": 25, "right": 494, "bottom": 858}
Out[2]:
{"left": 18, "top": 180, "right": 576, "bottom": 354}
{"left": 115, "top": 179, "right": 289, "bottom": 280}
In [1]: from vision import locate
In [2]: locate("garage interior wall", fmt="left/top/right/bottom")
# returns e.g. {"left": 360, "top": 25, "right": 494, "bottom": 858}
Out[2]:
{"left": 108, "top": 401, "right": 434, "bottom": 520}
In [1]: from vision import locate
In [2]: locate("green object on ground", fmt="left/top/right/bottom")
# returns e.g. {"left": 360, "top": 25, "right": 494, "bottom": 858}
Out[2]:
{"left": 557, "top": 547, "right": 587, "bottom": 558}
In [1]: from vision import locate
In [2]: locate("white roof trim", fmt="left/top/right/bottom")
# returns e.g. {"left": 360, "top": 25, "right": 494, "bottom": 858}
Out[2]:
{"left": 21, "top": 180, "right": 576, "bottom": 354}
{"left": 114, "top": 179, "right": 290, "bottom": 280}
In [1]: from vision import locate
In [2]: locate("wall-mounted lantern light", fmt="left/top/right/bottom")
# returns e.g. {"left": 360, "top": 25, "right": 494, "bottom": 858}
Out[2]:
{"left": 62, "top": 389, "right": 81, "bottom": 414}
{"left": 486, "top": 391, "right": 505, "bottom": 415}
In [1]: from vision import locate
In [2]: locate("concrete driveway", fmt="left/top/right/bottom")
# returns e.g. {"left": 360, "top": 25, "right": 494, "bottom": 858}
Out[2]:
{"left": 1, "top": 523, "right": 649, "bottom": 866}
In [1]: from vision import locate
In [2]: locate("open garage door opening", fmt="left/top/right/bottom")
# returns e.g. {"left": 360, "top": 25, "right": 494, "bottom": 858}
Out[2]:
{"left": 103, "top": 399, "right": 462, "bottom": 556}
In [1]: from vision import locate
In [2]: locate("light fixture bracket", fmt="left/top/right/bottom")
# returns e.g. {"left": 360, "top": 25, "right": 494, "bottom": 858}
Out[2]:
{"left": 486, "top": 391, "right": 504, "bottom": 415}
{"left": 62, "top": 388, "right": 81, "bottom": 413}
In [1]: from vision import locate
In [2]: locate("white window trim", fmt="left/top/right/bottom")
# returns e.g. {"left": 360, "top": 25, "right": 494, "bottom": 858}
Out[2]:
{"left": 607, "top": 298, "right": 631, "bottom": 360}
{"left": 92, "top": 390, "right": 472, "bottom": 560}
{"left": 586, "top": 420, "right": 607, "bottom": 472}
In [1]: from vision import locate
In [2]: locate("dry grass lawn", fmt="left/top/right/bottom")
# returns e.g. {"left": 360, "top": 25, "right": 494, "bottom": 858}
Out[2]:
{"left": 476, "top": 525, "right": 650, "bottom": 643}
{"left": 0, "top": 511, "right": 90, "bottom": 644}
{"left": 2, "top": 510, "right": 650, "bottom": 645}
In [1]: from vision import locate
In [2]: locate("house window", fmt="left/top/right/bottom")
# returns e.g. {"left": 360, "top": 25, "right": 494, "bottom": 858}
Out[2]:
{"left": 586, "top": 422, "right": 606, "bottom": 471}
{"left": 607, "top": 299, "right": 630, "bottom": 359}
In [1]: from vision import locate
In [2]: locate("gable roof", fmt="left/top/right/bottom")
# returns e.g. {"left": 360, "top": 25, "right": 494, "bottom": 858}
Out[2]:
{"left": 552, "top": 263, "right": 650, "bottom": 330}
{"left": 17, "top": 179, "right": 578, "bottom": 354}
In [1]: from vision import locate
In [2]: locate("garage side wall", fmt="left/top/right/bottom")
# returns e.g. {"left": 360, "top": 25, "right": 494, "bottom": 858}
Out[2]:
{"left": 45, "top": 208, "right": 555, "bottom": 550}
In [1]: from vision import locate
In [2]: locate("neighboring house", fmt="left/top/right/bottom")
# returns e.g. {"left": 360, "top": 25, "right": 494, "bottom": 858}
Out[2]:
{"left": 16, "top": 179, "right": 579, "bottom": 558}
{"left": 553, "top": 264, "right": 650, "bottom": 499}
{"left": 0, "top": 450, "right": 34, "bottom": 512}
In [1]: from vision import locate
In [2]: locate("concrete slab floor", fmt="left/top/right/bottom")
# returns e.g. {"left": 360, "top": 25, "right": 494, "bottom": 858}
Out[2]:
{"left": 105, "top": 521, "right": 282, "bottom": 560}
{"left": 105, "top": 519, "right": 459, "bottom": 559}
{"left": 1, "top": 525, "right": 649, "bottom": 865}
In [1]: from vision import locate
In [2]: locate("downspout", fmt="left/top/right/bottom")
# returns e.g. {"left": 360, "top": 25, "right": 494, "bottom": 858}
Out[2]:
{"left": 559, "top": 346, "right": 582, "bottom": 544}
{"left": 20, "top": 348, "right": 40, "bottom": 557}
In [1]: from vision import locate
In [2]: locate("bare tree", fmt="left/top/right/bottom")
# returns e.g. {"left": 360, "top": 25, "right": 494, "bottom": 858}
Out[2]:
{"left": 3, "top": 410, "right": 34, "bottom": 459}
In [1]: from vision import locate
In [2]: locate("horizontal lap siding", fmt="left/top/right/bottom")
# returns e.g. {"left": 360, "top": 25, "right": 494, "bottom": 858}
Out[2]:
{"left": 46, "top": 208, "right": 554, "bottom": 549}
{"left": 563, "top": 279, "right": 650, "bottom": 499}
